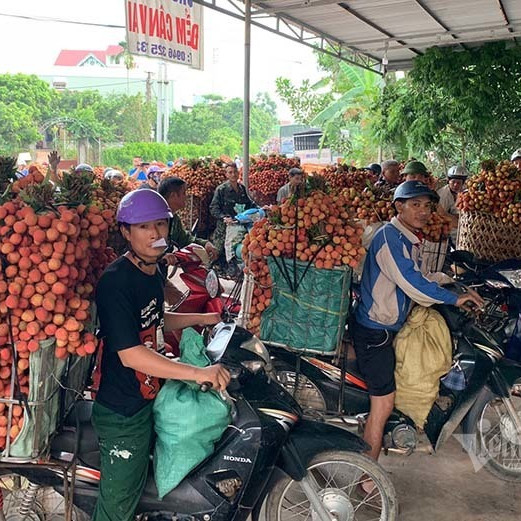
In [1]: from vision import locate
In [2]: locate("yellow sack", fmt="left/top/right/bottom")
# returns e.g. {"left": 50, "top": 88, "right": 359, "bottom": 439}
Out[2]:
{"left": 394, "top": 306, "right": 452, "bottom": 427}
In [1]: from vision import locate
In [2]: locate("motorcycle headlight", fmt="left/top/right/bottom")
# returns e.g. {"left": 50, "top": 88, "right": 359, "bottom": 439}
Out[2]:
{"left": 205, "top": 270, "right": 220, "bottom": 298}
{"left": 499, "top": 270, "right": 521, "bottom": 288}
{"left": 241, "top": 360, "right": 266, "bottom": 373}
{"left": 240, "top": 336, "right": 270, "bottom": 368}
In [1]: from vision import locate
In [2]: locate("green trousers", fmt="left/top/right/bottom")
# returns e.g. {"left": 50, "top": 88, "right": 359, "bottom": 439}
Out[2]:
{"left": 92, "top": 401, "right": 154, "bottom": 521}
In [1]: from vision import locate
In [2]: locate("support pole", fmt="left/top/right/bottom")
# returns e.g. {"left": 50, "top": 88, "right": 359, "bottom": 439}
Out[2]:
{"left": 156, "top": 63, "right": 164, "bottom": 143}
{"left": 163, "top": 66, "right": 170, "bottom": 143}
{"left": 242, "top": 0, "right": 251, "bottom": 191}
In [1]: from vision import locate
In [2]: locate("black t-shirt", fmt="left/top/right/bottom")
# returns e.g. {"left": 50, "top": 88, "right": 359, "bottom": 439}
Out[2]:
{"left": 95, "top": 256, "right": 166, "bottom": 417}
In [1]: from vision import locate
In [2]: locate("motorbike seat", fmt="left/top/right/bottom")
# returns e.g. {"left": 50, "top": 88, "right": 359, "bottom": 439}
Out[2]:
{"left": 451, "top": 250, "right": 491, "bottom": 272}
{"left": 50, "top": 401, "right": 100, "bottom": 463}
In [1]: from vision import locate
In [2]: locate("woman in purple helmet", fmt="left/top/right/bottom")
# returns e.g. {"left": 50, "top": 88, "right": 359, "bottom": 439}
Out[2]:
{"left": 93, "top": 189, "right": 230, "bottom": 521}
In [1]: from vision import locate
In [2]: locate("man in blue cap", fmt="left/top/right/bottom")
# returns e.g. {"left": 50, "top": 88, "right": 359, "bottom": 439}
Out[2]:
{"left": 353, "top": 180, "right": 483, "bottom": 474}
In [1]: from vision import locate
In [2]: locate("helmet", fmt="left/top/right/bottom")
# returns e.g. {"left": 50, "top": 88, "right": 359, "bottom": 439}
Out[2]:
{"left": 447, "top": 165, "right": 469, "bottom": 180}
{"left": 393, "top": 181, "right": 439, "bottom": 203}
{"left": 105, "top": 169, "right": 123, "bottom": 181}
{"left": 365, "top": 163, "right": 382, "bottom": 176}
{"left": 147, "top": 165, "right": 165, "bottom": 180}
{"left": 167, "top": 161, "right": 174, "bottom": 168}
{"left": 403, "top": 161, "right": 428, "bottom": 176}
{"left": 117, "top": 189, "right": 173, "bottom": 224}
{"left": 74, "top": 163, "right": 93, "bottom": 173}
{"left": 511, "top": 149, "right": 521, "bottom": 162}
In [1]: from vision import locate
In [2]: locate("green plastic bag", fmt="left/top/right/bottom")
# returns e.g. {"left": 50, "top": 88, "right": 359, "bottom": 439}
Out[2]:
{"left": 153, "top": 328, "right": 231, "bottom": 499}
{"left": 260, "top": 258, "right": 351, "bottom": 353}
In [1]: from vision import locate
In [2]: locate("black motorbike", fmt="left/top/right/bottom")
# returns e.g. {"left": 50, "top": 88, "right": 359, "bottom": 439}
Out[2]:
{"left": 0, "top": 320, "right": 398, "bottom": 521}
{"left": 270, "top": 251, "right": 521, "bottom": 482}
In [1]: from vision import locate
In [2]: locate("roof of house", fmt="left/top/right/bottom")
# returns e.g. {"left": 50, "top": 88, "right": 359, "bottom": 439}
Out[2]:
{"left": 54, "top": 45, "right": 124, "bottom": 66}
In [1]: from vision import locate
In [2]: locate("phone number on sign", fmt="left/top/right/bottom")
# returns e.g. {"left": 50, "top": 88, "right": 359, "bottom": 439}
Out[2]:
{"left": 136, "top": 42, "right": 192, "bottom": 64}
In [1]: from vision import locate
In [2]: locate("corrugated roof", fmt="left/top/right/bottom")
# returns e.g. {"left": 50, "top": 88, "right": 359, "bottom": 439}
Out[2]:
{"left": 251, "top": 0, "right": 521, "bottom": 70}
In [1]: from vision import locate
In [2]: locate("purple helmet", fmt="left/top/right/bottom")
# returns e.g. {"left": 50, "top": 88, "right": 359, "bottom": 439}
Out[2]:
{"left": 147, "top": 165, "right": 165, "bottom": 177}
{"left": 117, "top": 189, "right": 173, "bottom": 224}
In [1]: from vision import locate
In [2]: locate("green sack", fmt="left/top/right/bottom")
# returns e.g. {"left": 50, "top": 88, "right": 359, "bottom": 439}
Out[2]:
{"left": 153, "top": 328, "right": 231, "bottom": 499}
{"left": 260, "top": 258, "right": 351, "bottom": 353}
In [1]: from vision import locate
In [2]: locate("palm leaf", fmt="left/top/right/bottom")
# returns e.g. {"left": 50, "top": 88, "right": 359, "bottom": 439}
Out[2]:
{"left": 310, "top": 86, "right": 365, "bottom": 126}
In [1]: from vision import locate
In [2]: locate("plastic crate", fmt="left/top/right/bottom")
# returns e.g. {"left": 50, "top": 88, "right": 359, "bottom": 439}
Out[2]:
{"left": 259, "top": 258, "right": 352, "bottom": 355}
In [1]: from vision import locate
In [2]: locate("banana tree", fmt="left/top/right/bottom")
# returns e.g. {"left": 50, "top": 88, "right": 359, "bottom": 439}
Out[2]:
{"left": 310, "top": 62, "right": 383, "bottom": 161}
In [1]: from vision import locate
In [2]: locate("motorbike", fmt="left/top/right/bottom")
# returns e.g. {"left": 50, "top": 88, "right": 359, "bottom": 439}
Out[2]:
{"left": 163, "top": 243, "right": 241, "bottom": 354}
{"left": 0, "top": 317, "right": 398, "bottom": 521}
{"left": 221, "top": 208, "right": 266, "bottom": 280}
{"left": 269, "top": 251, "right": 521, "bottom": 482}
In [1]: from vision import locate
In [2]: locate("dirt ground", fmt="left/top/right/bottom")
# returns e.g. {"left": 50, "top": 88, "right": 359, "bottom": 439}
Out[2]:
{"left": 380, "top": 436, "right": 521, "bottom": 520}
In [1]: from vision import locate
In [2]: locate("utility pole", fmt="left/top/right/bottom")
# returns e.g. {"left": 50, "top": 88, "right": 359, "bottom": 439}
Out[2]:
{"left": 156, "top": 63, "right": 164, "bottom": 143}
{"left": 145, "top": 71, "right": 153, "bottom": 103}
{"left": 163, "top": 66, "right": 169, "bottom": 143}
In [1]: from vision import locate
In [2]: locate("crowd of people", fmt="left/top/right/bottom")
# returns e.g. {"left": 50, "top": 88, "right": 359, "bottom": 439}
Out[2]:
{"left": 10, "top": 147, "right": 521, "bottom": 518}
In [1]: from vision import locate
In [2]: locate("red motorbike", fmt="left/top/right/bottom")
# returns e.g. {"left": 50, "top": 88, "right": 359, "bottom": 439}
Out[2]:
{"left": 164, "top": 244, "right": 241, "bottom": 354}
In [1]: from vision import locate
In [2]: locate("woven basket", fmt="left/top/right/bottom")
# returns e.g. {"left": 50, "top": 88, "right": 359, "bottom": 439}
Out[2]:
{"left": 457, "top": 211, "right": 521, "bottom": 262}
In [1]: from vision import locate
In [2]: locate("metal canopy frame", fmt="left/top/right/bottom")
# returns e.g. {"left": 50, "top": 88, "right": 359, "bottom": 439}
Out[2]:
{"left": 192, "top": 0, "right": 521, "bottom": 186}
{"left": 193, "top": 0, "right": 383, "bottom": 74}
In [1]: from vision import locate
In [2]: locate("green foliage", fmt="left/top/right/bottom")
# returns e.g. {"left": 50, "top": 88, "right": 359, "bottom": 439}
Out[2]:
{"left": 0, "top": 74, "right": 55, "bottom": 152}
{"left": 276, "top": 56, "right": 383, "bottom": 164}
{"left": 167, "top": 93, "right": 277, "bottom": 154}
{"left": 52, "top": 90, "right": 155, "bottom": 143}
{"left": 275, "top": 78, "right": 333, "bottom": 125}
{"left": 372, "top": 42, "right": 521, "bottom": 170}
{"left": 102, "top": 142, "right": 226, "bottom": 170}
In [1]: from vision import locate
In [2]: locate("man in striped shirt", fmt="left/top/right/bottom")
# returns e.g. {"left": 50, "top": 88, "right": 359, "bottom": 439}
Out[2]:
{"left": 353, "top": 180, "right": 483, "bottom": 466}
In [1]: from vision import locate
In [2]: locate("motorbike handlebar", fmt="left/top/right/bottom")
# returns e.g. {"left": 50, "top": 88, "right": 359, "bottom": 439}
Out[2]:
{"left": 199, "top": 381, "right": 213, "bottom": 392}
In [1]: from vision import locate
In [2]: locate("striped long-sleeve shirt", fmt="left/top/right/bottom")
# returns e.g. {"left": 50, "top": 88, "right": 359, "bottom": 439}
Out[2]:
{"left": 355, "top": 217, "right": 458, "bottom": 331}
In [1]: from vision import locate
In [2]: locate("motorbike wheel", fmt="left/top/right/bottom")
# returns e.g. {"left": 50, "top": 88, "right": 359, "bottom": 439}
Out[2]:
{"left": 468, "top": 387, "right": 521, "bottom": 482}
{"left": 271, "top": 361, "right": 327, "bottom": 414}
{"left": 0, "top": 474, "right": 88, "bottom": 521}
{"left": 265, "top": 451, "right": 398, "bottom": 521}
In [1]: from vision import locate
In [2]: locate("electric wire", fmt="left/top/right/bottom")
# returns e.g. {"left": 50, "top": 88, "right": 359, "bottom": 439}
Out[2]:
{"left": 0, "top": 12, "right": 125, "bottom": 29}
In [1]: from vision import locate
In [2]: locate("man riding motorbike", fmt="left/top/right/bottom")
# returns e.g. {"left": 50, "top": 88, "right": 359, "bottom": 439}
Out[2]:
{"left": 353, "top": 181, "right": 483, "bottom": 480}
{"left": 93, "top": 188, "right": 230, "bottom": 521}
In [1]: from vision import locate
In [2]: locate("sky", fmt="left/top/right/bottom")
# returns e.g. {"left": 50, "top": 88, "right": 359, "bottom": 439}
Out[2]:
{"left": 0, "top": 1, "right": 324, "bottom": 120}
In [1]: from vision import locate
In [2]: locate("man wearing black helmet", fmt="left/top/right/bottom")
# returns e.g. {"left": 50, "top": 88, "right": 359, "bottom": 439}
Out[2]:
{"left": 353, "top": 181, "right": 483, "bottom": 477}
{"left": 365, "top": 162, "right": 382, "bottom": 177}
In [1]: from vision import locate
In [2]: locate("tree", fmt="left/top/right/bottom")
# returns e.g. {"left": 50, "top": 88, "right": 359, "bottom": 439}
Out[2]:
{"left": 276, "top": 56, "right": 382, "bottom": 162}
{"left": 115, "top": 40, "right": 136, "bottom": 71}
{"left": 275, "top": 78, "right": 332, "bottom": 125}
{"left": 52, "top": 90, "right": 155, "bottom": 144}
{"left": 0, "top": 74, "right": 55, "bottom": 152}
{"left": 167, "top": 94, "right": 277, "bottom": 153}
{"left": 372, "top": 42, "right": 521, "bottom": 170}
